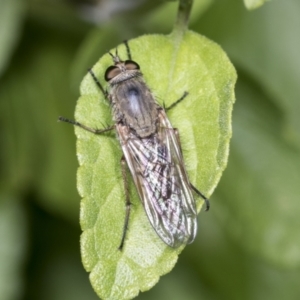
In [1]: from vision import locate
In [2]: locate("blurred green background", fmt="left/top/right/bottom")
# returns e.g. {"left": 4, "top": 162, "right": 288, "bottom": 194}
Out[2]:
{"left": 1, "top": 0, "right": 300, "bottom": 299}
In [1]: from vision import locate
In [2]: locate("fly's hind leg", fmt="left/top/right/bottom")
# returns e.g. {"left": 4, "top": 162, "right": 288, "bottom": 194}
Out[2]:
{"left": 190, "top": 183, "right": 210, "bottom": 211}
{"left": 165, "top": 92, "right": 210, "bottom": 210}
{"left": 173, "top": 128, "right": 210, "bottom": 211}
{"left": 118, "top": 155, "right": 132, "bottom": 250}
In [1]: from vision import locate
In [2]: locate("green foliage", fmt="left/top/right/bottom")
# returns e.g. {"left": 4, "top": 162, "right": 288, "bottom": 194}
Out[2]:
{"left": 0, "top": 194, "right": 27, "bottom": 300}
{"left": 76, "top": 32, "right": 236, "bottom": 299}
{"left": 195, "top": 0, "right": 300, "bottom": 270}
{"left": 0, "top": 0, "right": 25, "bottom": 76}
{"left": 0, "top": 29, "right": 80, "bottom": 221}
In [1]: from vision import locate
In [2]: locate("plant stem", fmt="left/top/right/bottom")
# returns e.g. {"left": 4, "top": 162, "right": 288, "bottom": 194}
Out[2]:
{"left": 172, "top": 0, "right": 193, "bottom": 37}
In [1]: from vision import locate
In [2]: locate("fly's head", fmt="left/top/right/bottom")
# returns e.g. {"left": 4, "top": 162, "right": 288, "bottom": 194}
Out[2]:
{"left": 105, "top": 52, "right": 142, "bottom": 86}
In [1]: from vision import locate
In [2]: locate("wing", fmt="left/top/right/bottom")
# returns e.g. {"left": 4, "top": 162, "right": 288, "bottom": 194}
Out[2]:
{"left": 117, "top": 110, "right": 197, "bottom": 248}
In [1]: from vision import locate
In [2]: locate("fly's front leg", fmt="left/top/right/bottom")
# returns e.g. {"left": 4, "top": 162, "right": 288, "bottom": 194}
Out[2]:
{"left": 165, "top": 91, "right": 189, "bottom": 111}
{"left": 123, "top": 40, "right": 132, "bottom": 60}
{"left": 58, "top": 66, "right": 110, "bottom": 132}
{"left": 118, "top": 155, "right": 132, "bottom": 250}
{"left": 88, "top": 68, "right": 108, "bottom": 97}
{"left": 173, "top": 128, "right": 210, "bottom": 211}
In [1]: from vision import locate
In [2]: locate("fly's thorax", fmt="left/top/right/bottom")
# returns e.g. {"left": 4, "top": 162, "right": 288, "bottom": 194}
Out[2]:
{"left": 109, "top": 77, "right": 159, "bottom": 138}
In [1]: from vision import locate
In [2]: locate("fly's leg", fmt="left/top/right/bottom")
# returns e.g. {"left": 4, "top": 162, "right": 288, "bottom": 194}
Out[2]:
{"left": 88, "top": 68, "right": 108, "bottom": 97}
{"left": 124, "top": 40, "right": 132, "bottom": 60}
{"left": 118, "top": 155, "right": 132, "bottom": 250}
{"left": 58, "top": 117, "right": 114, "bottom": 134}
{"left": 173, "top": 128, "right": 210, "bottom": 211}
{"left": 165, "top": 92, "right": 210, "bottom": 210}
{"left": 58, "top": 67, "right": 109, "bottom": 130}
{"left": 190, "top": 184, "right": 210, "bottom": 211}
{"left": 89, "top": 65, "right": 131, "bottom": 249}
{"left": 165, "top": 91, "right": 189, "bottom": 112}
{"left": 59, "top": 117, "right": 131, "bottom": 250}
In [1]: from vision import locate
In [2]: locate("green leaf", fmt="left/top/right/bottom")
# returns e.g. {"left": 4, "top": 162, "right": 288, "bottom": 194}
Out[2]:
{"left": 76, "top": 31, "right": 237, "bottom": 299}
{"left": 244, "top": 0, "right": 270, "bottom": 10}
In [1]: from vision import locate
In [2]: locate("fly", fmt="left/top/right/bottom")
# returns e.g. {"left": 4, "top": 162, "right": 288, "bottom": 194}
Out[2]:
{"left": 59, "top": 41, "right": 209, "bottom": 249}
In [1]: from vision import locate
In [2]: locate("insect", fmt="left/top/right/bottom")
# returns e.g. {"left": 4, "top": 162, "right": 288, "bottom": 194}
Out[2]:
{"left": 59, "top": 41, "right": 209, "bottom": 249}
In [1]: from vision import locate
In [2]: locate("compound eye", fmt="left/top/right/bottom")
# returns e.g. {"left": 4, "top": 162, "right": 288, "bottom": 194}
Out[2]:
{"left": 125, "top": 60, "right": 140, "bottom": 70}
{"left": 105, "top": 66, "right": 121, "bottom": 81}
